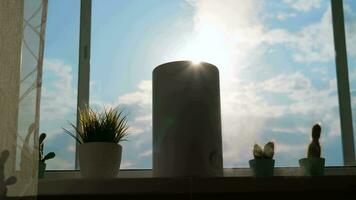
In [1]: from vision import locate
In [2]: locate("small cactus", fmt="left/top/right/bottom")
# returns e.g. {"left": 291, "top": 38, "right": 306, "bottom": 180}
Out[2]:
{"left": 253, "top": 144, "right": 263, "bottom": 159}
{"left": 307, "top": 124, "right": 321, "bottom": 158}
{"left": 39, "top": 133, "right": 56, "bottom": 163}
{"left": 263, "top": 141, "right": 275, "bottom": 159}
{"left": 253, "top": 141, "right": 275, "bottom": 159}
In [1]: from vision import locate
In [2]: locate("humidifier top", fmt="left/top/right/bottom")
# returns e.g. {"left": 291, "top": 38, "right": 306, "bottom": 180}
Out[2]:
{"left": 153, "top": 60, "right": 219, "bottom": 74}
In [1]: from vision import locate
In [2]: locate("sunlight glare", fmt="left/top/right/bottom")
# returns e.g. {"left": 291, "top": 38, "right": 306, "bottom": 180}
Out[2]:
{"left": 172, "top": 22, "right": 236, "bottom": 77}
{"left": 191, "top": 60, "right": 201, "bottom": 65}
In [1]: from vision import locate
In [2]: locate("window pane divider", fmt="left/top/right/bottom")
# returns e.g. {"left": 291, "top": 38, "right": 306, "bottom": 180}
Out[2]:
{"left": 331, "top": 0, "right": 356, "bottom": 165}
{"left": 76, "top": 0, "right": 92, "bottom": 169}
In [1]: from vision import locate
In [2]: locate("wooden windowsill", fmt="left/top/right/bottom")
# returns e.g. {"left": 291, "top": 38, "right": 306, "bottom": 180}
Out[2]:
{"left": 37, "top": 175, "right": 356, "bottom": 199}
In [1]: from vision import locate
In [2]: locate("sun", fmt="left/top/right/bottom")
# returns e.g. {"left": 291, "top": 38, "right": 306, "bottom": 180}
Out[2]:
{"left": 172, "top": 22, "right": 235, "bottom": 74}
{"left": 191, "top": 60, "right": 201, "bottom": 65}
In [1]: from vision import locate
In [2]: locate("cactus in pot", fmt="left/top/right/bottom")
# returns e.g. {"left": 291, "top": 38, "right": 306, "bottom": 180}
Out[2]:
{"left": 299, "top": 124, "right": 325, "bottom": 176}
{"left": 307, "top": 124, "right": 321, "bottom": 158}
{"left": 38, "top": 133, "right": 55, "bottom": 178}
{"left": 249, "top": 141, "right": 275, "bottom": 176}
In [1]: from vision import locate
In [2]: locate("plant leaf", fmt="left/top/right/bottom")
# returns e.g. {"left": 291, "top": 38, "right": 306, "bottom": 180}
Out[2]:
{"left": 63, "top": 127, "right": 83, "bottom": 144}
{"left": 42, "top": 152, "right": 55, "bottom": 161}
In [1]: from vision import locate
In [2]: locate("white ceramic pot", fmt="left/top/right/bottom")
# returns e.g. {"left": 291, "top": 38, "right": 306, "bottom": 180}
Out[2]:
{"left": 78, "top": 142, "right": 122, "bottom": 178}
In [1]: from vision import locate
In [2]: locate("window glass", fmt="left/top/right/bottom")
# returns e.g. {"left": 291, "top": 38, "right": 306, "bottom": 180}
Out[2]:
{"left": 40, "top": 0, "right": 80, "bottom": 169}
{"left": 344, "top": 0, "right": 356, "bottom": 155}
{"left": 90, "top": 0, "right": 342, "bottom": 168}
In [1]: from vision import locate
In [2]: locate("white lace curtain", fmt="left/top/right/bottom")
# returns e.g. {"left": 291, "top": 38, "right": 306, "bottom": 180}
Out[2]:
{"left": 0, "top": 0, "right": 47, "bottom": 198}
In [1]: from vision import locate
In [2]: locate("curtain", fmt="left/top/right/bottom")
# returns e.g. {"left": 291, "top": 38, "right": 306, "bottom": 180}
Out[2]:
{"left": 0, "top": 0, "right": 48, "bottom": 198}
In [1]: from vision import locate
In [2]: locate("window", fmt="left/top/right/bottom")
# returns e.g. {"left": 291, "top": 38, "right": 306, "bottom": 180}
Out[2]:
{"left": 90, "top": 0, "right": 342, "bottom": 168}
{"left": 42, "top": 0, "right": 356, "bottom": 170}
{"left": 222, "top": 0, "right": 342, "bottom": 167}
{"left": 90, "top": 0, "right": 197, "bottom": 169}
{"left": 40, "top": 0, "right": 80, "bottom": 170}
{"left": 344, "top": 0, "right": 356, "bottom": 153}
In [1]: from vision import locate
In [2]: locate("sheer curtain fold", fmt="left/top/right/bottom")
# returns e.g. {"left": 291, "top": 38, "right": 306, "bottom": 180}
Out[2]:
{"left": 0, "top": 0, "right": 47, "bottom": 198}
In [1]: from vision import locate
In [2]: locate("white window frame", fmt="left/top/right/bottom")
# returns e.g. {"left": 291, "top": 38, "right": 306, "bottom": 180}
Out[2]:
{"left": 71, "top": 0, "right": 356, "bottom": 172}
{"left": 76, "top": 0, "right": 91, "bottom": 169}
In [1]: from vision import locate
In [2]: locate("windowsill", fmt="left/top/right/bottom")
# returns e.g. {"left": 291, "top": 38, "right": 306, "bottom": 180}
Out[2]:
{"left": 39, "top": 166, "right": 356, "bottom": 196}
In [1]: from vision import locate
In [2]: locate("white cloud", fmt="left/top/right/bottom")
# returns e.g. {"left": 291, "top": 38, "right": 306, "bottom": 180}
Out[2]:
{"left": 276, "top": 142, "right": 305, "bottom": 156}
{"left": 349, "top": 68, "right": 356, "bottom": 82}
{"left": 183, "top": 0, "right": 337, "bottom": 71}
{"left": 40, "top": 59, "right": 76, "bottom": 121}
{"left": 120, "top": 160, "right": 134, "bottom": 169}
{"left": 263, "top": 6, "right": 335, "bottom": 63}
{"left": 220, "top": 78, "right": 288, "bottom": 165}
{"left": 116, "top": 80, "right": 152, "bottom": 138}
{"left": 221, "top": 79, "right": 286, "bottom": 118}
{"left": 47, "top": 157, "right": 73, "bottom": 170}
{"left": 89, "top": 80, "right": 153, "bottom": 168}
{"left": 275, "top": 3, "right": 356, "bottom": 61}
{"left": 325, "top": 118, "right": 342, "bottom": 139}
{"left": 261, "top": 72, "right": 338, "bottom": 116}
{"left": 262, "top": 72, "right": 313, "bottom": 97}
{"left": 271, "top": 127, "right": 309, "bottom": 135}
{"left": 219, "top": 68, "right": 340, "bottom": 164}
{"left": 292, "top": 7, "right": 334, "bottom": 62}
{"left": 276, "top": 12, "right": 297, "bottom": 20}
{"left": 345, "top": 18, "right": 356, "bottom": 58}
{"left": 178, "top": 0, "right": 265, "bottom": 78}
{"left": 118, "top": 80, "right": 152, "bottom": 107}
{"left": 139, "top": 150, "right": 152, "bottom": 158}
{"left": 282, "top": 0, "right": 322, "bottom": 12}
{"left": 67, "top": 144, "right": 75, "bottom": 152}
{"left": 311, "top": 66, "right": 328, "bottom": 75}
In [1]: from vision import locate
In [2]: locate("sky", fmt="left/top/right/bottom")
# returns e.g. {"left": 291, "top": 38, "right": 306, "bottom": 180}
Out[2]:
{"left": 40, "top": 0, "right": 356, "bottom": 169}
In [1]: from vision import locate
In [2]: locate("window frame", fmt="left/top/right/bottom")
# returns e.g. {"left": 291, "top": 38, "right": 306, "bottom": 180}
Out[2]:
{"left": 331, "top": 0, "right": 356, "bottom": 165}
{"left": 71, "top": 0, "right": 356, "bottom": 171}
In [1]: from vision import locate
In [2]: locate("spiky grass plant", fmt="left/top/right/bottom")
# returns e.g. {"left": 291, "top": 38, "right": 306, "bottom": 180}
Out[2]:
{"left": 63, "top": 107, "right": 129, "bottom": 144}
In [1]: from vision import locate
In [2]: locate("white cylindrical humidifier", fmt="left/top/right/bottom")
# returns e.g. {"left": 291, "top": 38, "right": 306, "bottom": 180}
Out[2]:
{"left": 152, "top": 60, "right": 223, "bottom": 177}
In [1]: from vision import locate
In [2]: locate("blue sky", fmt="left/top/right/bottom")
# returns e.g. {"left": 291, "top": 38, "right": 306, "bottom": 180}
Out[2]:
{"left": 40, "top": 0, "right": 356, "bottom": 169}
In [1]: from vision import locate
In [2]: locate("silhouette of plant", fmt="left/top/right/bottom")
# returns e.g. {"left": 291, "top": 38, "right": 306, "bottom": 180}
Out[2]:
{"left": 63, "top": 106, "right": 129, "bottom": 144}
{"left": 39, "top": 133, "right": 55, "bottom": 163}
{"left": 20, "top": 123, "right": 37, "bottom": 178}
{"left": 0, "top": 150, "right": 17, "bottom": 199}
{"left": 307, "top": 124, "right": 321, "bottom": 158}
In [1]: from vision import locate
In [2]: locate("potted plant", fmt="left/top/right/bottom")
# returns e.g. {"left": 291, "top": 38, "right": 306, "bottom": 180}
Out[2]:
{"left": 38, "top": 133, "right": 56, "bottom": 179}
{"left": 299, "top": 124, "right": 325, "bottom": 176}
{"left": 64, "top": 107, "right": 129, "bottom": 178}
{"left": 249, "top": 141, "right": 275, "bottom": 177}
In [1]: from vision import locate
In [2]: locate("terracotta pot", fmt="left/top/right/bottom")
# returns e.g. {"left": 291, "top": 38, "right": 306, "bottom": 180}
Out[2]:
{"left": 78, "top": 142, "right": 122, "bottom": 178}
